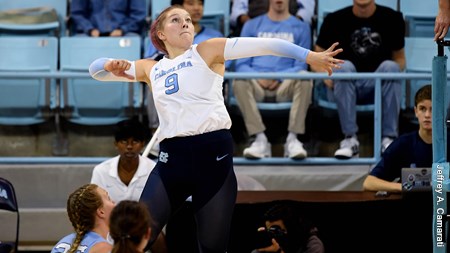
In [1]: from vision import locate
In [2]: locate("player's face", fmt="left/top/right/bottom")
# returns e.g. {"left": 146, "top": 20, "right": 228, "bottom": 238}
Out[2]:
{"left": 96, "top": 187, "right": 115, "bottom": 225}
{"left": 160, "top": 8, "right": 194, "bottom": 50}
{"left": 415, "top": 99, "right": 432, "bottom": 131}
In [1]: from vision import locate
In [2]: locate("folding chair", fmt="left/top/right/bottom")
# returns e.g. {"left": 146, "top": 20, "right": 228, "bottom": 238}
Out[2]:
{"left": 0, "top": 177, "right": 19, "bottom": 253}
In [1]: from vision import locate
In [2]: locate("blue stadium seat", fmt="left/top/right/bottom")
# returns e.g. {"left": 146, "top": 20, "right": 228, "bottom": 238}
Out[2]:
{"left": 0, "top": 0, "right": 67, "bottom": 37}
{"left": 404, "top": 37, "right": 450, "bottom": 110}
{"left": 400, "top": 0, "right": 438, "bottom": 37}
{"left": 150, "top": 0, "right": 170, "bottom": 23}
{"left": 59, "top": 37, "right": 143, "bottom": 125}
{"left": 316, "top": 0, "right": 398, "bottom": 33}
{"left": 203, "top": 0, "right": 230, "bottom": 36}
{"left": 0, "top": 37, "right": 58, "bottom": 125}
{"left": 313, "top": 81, "right": 375, "bottom": 112}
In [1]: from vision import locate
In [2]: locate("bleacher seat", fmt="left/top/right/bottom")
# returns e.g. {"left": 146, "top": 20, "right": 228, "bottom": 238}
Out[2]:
{"left": 0, "top": 36, "right": 58, "bottom": 125}
{"left": 150, "top": 0, "right": 170, "bottom": 23}
{"left": 0, "top": 0, "right": 67, "bottom": 37}
{"left": 316, "top": 0, "right": 398, "bottom": 33}
{"left": 313, "top": 81, "right": 375, "bottom": 112}
{"left": 150, "top": 0, "right": 230, "bottom": 36}
{"left": 404, "top": 37, "right": 450, "bottom": 110}
{"left": 400, "top": 0, "right": 438, "bottom": 37}
{"left": 203, "top": 0, "right": 230, "bottom": 36}
{"left": 59, "top": 37, "right": 143, "bottom": 125}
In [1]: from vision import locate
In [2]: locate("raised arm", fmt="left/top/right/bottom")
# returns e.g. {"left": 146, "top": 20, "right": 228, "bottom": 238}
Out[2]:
{"left": 197, "top": 37, "right": 344, "bottom": 76}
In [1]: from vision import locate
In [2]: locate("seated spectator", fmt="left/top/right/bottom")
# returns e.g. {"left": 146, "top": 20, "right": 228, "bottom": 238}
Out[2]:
{"left": 51, "top": 184, "right": 114, "bottom": 253}
{"left": 90, "top": 119, "right": 167, "bottom": 253}
{"left": 312, "top": 0, "right": 405, "bottom": 159}
{"left": 91, "top": 118, "right": 155, "bottom": 203}
{"left": 230, "top": 0, "right": 315, "bottom": 36}
{"left": 363, "top": 84, "right": 450, "bottom": 192}
{"left": 233, "top": 0, "right": 313, "bottom": 159}
{"left": 109, "top": 200, "right": 152, "bottom": 253}
{"left": 70, "top": 0, "right": 146, "bottom": 37}
{"left": 251, "top": 202, "right": 324, "bottom": 253}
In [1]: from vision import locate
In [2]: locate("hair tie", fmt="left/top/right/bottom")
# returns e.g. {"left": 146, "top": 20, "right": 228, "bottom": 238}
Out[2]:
{"left": 120, "top": 234, "right": 131, "bottom": 240}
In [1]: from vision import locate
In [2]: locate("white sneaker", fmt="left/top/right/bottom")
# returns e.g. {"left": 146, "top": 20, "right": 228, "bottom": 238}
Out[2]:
{"left": 334, "top": 136, "right": 359, "bottom": 159}
{"left": 381, "top": 137, "right": 394, "bottom": 154}
{"left": 284, "top": 138, "right": 307, "bottom": 159}
{"left": 243, "top": 139, "right": 271, "bottom": 159}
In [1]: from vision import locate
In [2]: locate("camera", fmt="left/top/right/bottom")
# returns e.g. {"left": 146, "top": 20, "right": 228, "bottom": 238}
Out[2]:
{"left": 254, "top": 225, "right": 287, "bottom": 249}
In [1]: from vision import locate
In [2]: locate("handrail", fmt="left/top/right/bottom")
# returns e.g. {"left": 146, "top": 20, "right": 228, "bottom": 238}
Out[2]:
{"left": 0, "top": 71, "right": 440, "bottom": 79}
{"left": 0, "top": 71, "right": 441, "bottom": 165}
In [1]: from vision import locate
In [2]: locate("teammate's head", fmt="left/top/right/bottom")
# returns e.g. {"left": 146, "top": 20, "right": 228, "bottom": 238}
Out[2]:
{"left": 66, "top": 184, "right": 114, "bottom": 253}
{"left": 110, "top": 200, "right": 151, "bottom": 253}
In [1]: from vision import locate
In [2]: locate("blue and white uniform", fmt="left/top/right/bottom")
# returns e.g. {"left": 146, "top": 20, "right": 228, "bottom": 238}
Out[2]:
{"left": 140, "top": 45, "right": 237, "bottom": 253}
{"left": 51, "top": 232, "right": 110, "bottom": 253}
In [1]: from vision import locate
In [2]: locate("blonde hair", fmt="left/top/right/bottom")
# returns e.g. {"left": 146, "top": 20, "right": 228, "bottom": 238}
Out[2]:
{"left": 150, "top": 5, "right": 185, "bottom": 55}
{"left": 66, "top": 184, "right": 103, "bottom": 253}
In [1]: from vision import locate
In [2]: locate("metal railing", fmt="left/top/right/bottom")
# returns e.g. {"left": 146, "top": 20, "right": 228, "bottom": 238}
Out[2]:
{"left": 0, "top": 71, "right": 439, "bottom": 165}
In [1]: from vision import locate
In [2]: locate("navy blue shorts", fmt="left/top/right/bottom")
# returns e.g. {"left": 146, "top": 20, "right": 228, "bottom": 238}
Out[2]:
{"left": 140, "top": 129, "right": 237, "bottom": 253}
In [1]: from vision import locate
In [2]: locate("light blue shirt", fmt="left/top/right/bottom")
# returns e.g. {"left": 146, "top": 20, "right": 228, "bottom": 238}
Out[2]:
{"left": 235, "top": 14, "right": 311, "bottom": 73}
{"left": 51, "top": 231, "right": 110, "bottom": 253}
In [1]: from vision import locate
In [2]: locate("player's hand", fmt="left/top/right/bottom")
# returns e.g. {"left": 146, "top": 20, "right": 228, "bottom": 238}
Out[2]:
{"left": 435, "top": 9, "right": 450, "bottom": 41}
{"left": 307, "top": 42, "right": 344, "bottom": 76}
{"left": 105, "top": 59, "right": 134, "bottom": 80}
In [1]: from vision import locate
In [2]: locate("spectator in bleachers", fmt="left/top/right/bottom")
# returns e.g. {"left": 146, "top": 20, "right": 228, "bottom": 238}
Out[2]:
{"left": 90, "top": 118, "right": 168, "bottom": 253}
{"left": 109, "top": 200, "right": 152, "bottom": 253}
{"left": 230, "top": 0, "right": 315, "bottom": 37}
{"left": 70, "top": 0, "right": 146, "bottom": 37}
{"left": 233, "top": 0, "right": 313, "bottom": 159}
{"left": 91, "top": 118, "right": 155, "bottom": 203}
{"left": 435, "top": 0, "right": 450, "bottom": 40}
{"left": 51, "top": 183, "right": 114, "bottom": 253}
{"left": 363, "top": 85, "right": 450, "bottom": 192}
{"left": 312, "top": 0, "right": 405, "bottom": 159}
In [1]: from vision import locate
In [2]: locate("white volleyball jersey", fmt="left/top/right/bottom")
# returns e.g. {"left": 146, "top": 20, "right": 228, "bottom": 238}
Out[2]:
{"left": 150, "top": 44, "right": 231, "bottom": 141}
